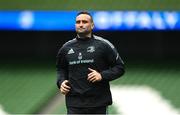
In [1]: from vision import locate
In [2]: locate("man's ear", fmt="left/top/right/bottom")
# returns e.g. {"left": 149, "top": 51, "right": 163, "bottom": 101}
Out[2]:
{"left": 91, "top": 23, "right": 94, "bottom": 29}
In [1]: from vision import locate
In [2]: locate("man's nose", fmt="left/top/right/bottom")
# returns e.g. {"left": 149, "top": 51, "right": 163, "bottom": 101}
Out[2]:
{"left": 79, "top": 22, "right": 83, "bottom": 26}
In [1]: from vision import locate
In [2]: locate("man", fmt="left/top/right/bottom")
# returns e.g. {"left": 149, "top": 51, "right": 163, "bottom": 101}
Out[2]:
{"left": 56, "top": 11, "right": 125, "bottom": 114}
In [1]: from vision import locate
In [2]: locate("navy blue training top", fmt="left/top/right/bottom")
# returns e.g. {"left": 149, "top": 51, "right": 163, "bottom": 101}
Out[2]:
{"left": 56, "top": 35, "right": 125, "bottom": 107}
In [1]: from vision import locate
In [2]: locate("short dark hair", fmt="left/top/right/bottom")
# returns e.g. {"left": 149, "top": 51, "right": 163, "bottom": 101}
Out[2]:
{"left": 76, "top": 11, "right": 93, "bottom": 23}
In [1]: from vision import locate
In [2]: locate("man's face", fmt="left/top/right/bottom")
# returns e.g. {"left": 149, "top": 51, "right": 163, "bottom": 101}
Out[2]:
{"left": 75, "top": 14, "right": 94, "bottom": 36}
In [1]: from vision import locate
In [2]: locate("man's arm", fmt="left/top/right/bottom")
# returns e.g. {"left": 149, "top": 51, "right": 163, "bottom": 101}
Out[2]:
{"left": 56, "top": 47, "right": 68, "bottom": 89}
{"left": 100, "top": 42, "right": 125, "bottom": 81}
{"left": 56, "top": 47, "right": 71, "bottom": 95}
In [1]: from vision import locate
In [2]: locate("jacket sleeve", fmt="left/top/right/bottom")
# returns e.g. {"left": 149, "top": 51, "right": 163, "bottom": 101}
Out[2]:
{"left": 100, "top": 42, "right": 125, "bottom": 81}
{"left": 56, "top": 46, "right": 68, "bottom": 89}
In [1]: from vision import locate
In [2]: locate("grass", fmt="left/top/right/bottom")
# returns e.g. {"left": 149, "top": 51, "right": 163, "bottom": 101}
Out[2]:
{"left": 0, "top": 0, "right": 180, "bottom": 10}
{"left": 0, "top": 60, "right": 57, "bottom": 114}
{"left": 0, "top": 59, "right": 180, "bottom": 114}
{"left": 111, "top": 61, "right": 180, "bottom": 110}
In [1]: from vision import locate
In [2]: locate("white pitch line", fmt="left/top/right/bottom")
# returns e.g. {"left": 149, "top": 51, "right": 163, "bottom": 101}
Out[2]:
{"left": 111, "top": 85, "right": 180, "bottom": 115}
{"left": 0, "top": 105, "right": 8, "bottom": 115}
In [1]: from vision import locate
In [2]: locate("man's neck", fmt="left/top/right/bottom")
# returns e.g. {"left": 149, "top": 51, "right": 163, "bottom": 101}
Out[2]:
{"left": 77, "top": 33, "right": 92, "bottom": 38}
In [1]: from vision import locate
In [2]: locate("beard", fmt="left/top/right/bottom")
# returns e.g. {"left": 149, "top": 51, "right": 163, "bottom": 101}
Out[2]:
{"left": 76, "top": 28, "right": 91, "bottom": 37}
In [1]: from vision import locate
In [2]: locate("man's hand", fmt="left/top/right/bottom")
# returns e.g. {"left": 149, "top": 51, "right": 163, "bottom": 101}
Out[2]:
{"left": 60, "top": 80, "right": 71, "bottom": 95}
{"left": 87, "top": 68, "right": 102, "bottom": 83}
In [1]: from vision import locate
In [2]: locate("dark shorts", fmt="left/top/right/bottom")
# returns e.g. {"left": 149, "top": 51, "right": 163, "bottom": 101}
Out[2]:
{"left": 67, "top": 106, "right": 108, "bottom": 114}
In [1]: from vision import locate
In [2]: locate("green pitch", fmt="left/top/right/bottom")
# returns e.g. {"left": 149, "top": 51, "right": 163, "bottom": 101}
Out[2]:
{"left": 111, "top": 61, "right": 180, "bottom": 109}
{"left": 0, "top": 60, "right": 57, "bottom": 114}
{"left": 0, "top": 0, "right": 180, "bottom": 10}
{"left": 0, "top": 60, "right": 180, "bottom": 114}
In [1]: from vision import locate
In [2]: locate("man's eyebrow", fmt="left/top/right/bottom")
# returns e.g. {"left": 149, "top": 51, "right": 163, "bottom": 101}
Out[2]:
{"left": 76, "top": 19, "right": 88, "bottom": 22}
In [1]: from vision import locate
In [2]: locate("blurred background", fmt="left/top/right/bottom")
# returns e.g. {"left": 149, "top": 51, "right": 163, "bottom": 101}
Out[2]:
{"left": 0, "top": 0, "right": 180, "bottom": 114}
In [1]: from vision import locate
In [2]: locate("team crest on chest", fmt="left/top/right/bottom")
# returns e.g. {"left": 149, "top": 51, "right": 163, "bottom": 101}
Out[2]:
{"left": 87, "top": 46, "right": 95, "bottom": 53}
{"left": 78, "top": 52, "right": 82, "bottom": 60}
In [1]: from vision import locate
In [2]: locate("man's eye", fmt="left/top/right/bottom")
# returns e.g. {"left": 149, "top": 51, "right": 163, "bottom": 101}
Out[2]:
{"left": 76, "top": 21, "right": 80, "bottom": 24}
{"left": 82, "top": 21, "right": 88, "bottom": 23}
